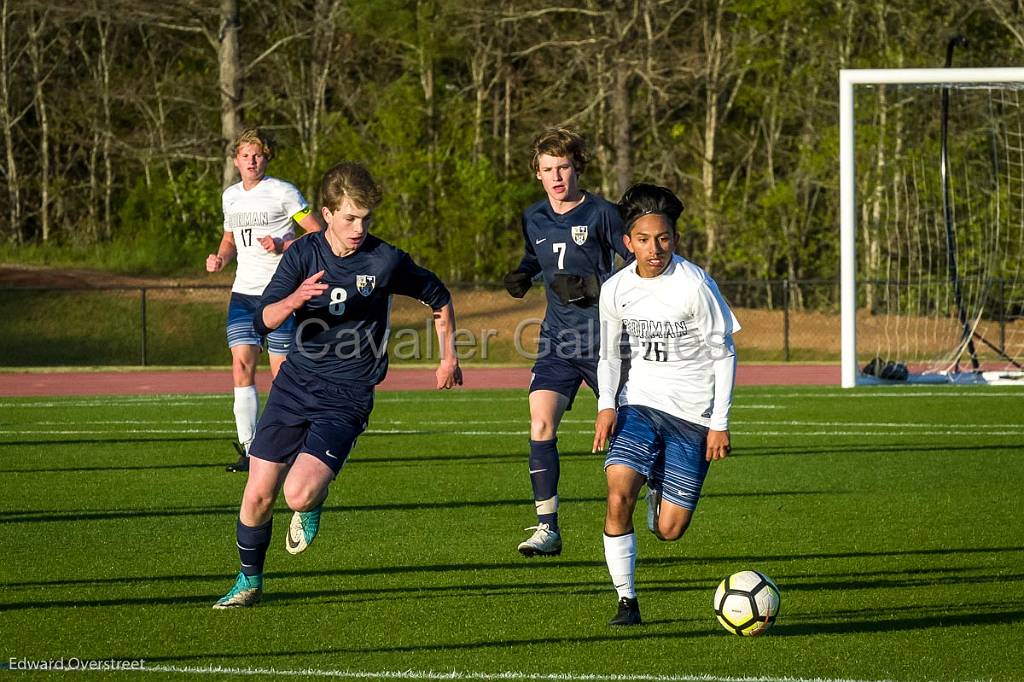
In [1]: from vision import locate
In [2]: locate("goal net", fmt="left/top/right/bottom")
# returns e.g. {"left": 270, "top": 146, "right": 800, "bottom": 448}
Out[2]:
{"left": 840, "top": 68, "right": 1024, "bottom": 387}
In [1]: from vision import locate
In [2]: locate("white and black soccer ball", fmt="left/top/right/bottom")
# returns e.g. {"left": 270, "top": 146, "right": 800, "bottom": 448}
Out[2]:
{"left": 713, "top": 570, "right": 780, "bottom": 636}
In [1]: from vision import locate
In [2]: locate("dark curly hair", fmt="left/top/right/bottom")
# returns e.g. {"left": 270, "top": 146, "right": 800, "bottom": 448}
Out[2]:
{"left": 618, "top": 183, "right": 684, "bottom": 233}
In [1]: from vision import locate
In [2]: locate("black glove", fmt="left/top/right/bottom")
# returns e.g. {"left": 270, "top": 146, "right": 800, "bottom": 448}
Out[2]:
{"left": 549, "top": 274, "right": 601, "bottom": 306}
{"left": 503, "top": 269, "right": 532, "bottom": 298}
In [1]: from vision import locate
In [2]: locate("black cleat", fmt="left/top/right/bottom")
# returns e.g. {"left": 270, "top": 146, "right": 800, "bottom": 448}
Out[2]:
{"left": 225, "top": 442, "right": 250, "bottom": 472}
{"left": 609, "top": 596, "right": 642, "bottom": 626}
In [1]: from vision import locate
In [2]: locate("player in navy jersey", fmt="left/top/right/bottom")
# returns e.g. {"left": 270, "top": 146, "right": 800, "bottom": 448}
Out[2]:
{"left": 213, "top": 161, "right": 462, "bottom": 608}
{"left": 593, "top": 183, "right": 739, "bottom": 626}
{"left": 503, "top": 128, "right": 630, "bottom": 557}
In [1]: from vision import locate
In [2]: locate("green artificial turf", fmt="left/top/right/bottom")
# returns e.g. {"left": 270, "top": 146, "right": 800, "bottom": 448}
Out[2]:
{"left": 0, "top": 386, "right": 1022, "bottom": 681}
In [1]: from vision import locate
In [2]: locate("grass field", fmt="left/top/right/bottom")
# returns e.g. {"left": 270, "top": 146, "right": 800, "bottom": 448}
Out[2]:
{"left": 1, "top": 386, "right": 1023, "bottom": 681}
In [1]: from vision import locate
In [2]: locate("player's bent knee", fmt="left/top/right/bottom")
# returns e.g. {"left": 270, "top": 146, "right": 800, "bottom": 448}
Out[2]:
{"left": 657, "top": 517, "right": 691, "bottom": 542}
{"left": 282, "top": 481, "right": 322, "bottom": 513}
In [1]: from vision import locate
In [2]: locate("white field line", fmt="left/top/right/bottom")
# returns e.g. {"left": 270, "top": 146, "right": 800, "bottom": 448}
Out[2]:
{"left": 4, "top": 416, "right": 1021, "bottom": 431}
{"left": 3, "top": 387, "right": 1021, "bottom": 410}
{"left": 1, "top": 426, "right": 1023, "bottom": 438}
{"left": 744, "top": 390, "right": 1023, "bottom": 398}
{"left": 735, "top": 420, "right": 1024, "bottom": 429}
{"left": 137, "top": 664, "right": 906, "bottom": 682}
{"left": 0, "top": 412, "right": 790, "bottom": 428}
{"left": 17, "top": 419, "right": 237, "bottom": 425}
{"left": 0, "top": 396, "right": 526, "bottom": 409}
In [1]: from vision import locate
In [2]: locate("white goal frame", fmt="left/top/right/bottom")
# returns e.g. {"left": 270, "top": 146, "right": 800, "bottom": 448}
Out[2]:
{"left": 839, "top": 67, "right": 1024, "bottom": 387}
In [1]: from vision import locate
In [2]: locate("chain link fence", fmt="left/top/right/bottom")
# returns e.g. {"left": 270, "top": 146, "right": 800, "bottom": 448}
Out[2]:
{"left": 17, "top": 279, "right": 1012, "bottom": 367}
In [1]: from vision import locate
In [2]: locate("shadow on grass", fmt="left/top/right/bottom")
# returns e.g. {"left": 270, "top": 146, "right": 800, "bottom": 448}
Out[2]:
{"left": 128, "top": 606, "right": 1024, "bottom": 664}
{"left": 0, "top": 498, "right": 559, "bottom": 524}
{"left": 771, "top": 608, "right": 1024, "bottom": 636}
{"left": 0, "top": 490, "right": 826, "bottom": 524}
{"left": 137, "top": 629, "right": 716, "bottom": 666}
{"left": 4, "top": 547, "right": 1023, "bottom": 599}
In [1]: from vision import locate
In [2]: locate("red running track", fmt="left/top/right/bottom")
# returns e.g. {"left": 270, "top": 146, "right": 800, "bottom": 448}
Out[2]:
{"left": 0, "top": 364, "right": 838, "bottom": 397}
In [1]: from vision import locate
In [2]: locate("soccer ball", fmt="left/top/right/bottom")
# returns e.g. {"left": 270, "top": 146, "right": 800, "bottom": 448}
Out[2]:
{"left": 713, "top": 570, "right": 780, "bottom": 636}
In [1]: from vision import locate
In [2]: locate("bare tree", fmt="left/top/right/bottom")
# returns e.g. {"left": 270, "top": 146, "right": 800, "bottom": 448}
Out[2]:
{"left": 94, "top": 13, "right": 114, "bottom": 238}
{"left": 26, "top": 7, "right": 52, "bottom": 240}
{"left": 0, "top": 0, "right": 25, "bottom": 243}
{"left": 218, "top": 0, "right": 241, "bottom": 188}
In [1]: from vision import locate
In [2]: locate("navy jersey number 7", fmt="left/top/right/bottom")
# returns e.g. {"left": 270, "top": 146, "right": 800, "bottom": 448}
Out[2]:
{"left": 516, "top": 190, "right": 630, "bottom": 283}
{"left": 515, "top": 191, "right": 630, "bottom": 353}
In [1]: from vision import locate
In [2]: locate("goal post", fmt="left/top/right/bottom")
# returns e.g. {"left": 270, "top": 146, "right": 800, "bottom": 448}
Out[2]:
{"left": 839, "top": 67, "right": 1024, "bottom": 387}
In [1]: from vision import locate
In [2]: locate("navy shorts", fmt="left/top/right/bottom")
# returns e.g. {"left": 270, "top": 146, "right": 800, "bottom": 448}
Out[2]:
{"left": 529, "top": 353, "right": 598, "bottom": 409}
{"left": 227, "top": 292, "right": 295, "bottom": 355}
{"left": 249, "top": 363, "right": 374, "bottom": 475}
{"left": 604, "top": 405, "right": 710, "bottom": 511}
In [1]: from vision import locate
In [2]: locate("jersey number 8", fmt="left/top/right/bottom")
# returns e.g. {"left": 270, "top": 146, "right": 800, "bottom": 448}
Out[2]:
{"left": 329, "top": 287, "right": 347, "bottom": 315}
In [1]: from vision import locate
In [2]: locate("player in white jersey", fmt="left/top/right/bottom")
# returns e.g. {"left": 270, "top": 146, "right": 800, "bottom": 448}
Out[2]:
{"left": 592, "top": 183, "right": 740, "bottom": 626}
{"left": 206, "top": 128, "right": 323, "bottom": 472}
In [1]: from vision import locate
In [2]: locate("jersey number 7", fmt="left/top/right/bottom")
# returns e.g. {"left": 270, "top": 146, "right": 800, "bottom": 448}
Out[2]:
{"left": 552, "top": 242, "right": 566, "bottom": 270}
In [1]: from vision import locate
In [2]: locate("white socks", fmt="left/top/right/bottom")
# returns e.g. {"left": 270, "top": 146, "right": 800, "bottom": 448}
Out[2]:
{"left": 603, "top": 532, "right": 637, "bottom": 599}
{"left": 233, "top": 385, "right": 259, "bottom": 454}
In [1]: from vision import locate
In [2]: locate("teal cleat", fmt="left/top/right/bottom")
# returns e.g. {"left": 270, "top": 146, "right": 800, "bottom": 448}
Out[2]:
{"left": 286, "top": 503, "right": 322, "bottom": 555}
{"left": 212, "top": 572, "right": 262, "bottom": 609}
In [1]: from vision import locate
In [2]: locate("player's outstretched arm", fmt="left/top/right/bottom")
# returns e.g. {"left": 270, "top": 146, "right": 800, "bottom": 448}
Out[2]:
{"left": 206, "top": 231, "right": 237, "bottom": 272}
{"left": 592, "top": 408, "right": 617, "bottom": 453}
{"left": 262, "top": 270, "right": 327, "bottom": 330}
{"left": 431, "top": 302, "right": 463, "bottom": 389}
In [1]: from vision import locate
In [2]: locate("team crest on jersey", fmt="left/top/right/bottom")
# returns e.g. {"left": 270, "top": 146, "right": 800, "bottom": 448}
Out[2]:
{"left": 571, "top": 225, "right": 588, "bottom": 245}
{"left": 356, "top": 275, "right": 376, "bottom": 297}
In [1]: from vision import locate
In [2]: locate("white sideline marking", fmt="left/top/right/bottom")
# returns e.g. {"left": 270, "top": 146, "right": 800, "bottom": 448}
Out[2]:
{"left": 747, "top": 390, "right": 1023, "bottom": 398}
{"left": 2, "top": 427, "right": 1023, "bottom": 438}
{"left": 740, "top": 420, "right": 1024, "bottom": 429}
{"left": 0, "top": 396, "right": 526, "bottom": 409}
{"left": 2, "top": 411, "right": 786, "bottom": 428}
{"left": 5, "top": 415, "right": 1022, "bottom": 433}
{"left": 22, "top": 419, "right": 235, "bottom": 425}
{"left": 0, "top": 429, "right": 237, "bottom": 435}
{"left": 138, "top": 664, "right": 898, "bottom": 682}
{"left": 2, "top": 388, "right": 1020, "bottom": 410}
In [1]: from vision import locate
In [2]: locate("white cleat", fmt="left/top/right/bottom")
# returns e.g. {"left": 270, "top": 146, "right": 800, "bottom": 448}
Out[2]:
{"left": 517, "top": 523, "right": 562, "bottom": 557}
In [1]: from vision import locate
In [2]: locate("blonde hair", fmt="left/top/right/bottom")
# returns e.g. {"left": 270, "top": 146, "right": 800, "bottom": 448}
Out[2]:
{"left": 320, "top": 161, "right": 383, "bottom": 212}
{"left": 530, "top": 127, "right": 589, "bottom": 174}
{"left": 233, "top": 128, "right": 275, "bottom": 160}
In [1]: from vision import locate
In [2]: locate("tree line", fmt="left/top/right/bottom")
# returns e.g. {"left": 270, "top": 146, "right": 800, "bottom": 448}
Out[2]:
{"left": 1, "top": 0, "right": 1023, "bottom": 301}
